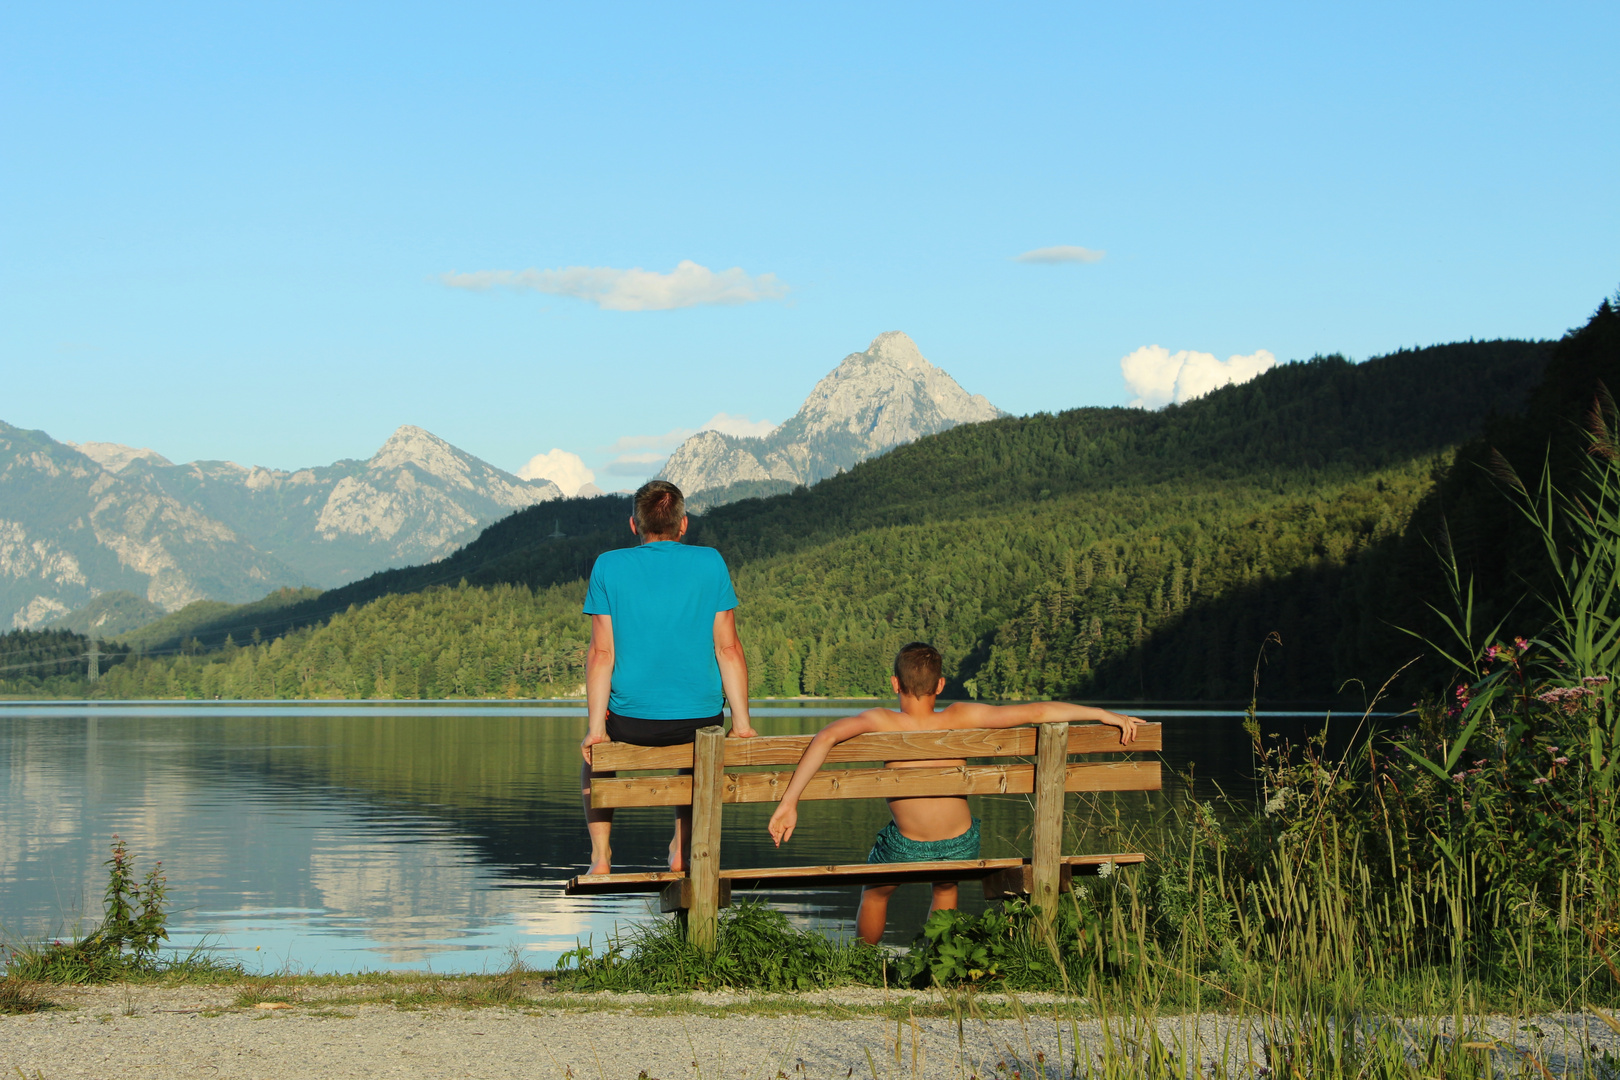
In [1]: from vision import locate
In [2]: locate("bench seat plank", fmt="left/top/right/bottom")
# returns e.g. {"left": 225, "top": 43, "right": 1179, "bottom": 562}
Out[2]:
{"left": 592, "top": 723, "right": 1162, "bottom": 771}
{"left": 592, "top": 760, "right": 1160, "bottom": 808}
{"left": 564, "top": 853, "right": 1146, "bottom": 895}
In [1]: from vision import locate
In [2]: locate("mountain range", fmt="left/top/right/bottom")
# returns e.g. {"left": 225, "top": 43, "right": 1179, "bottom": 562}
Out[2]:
{"left": 0, "top": 424, "right": 560, "bottom": 629}
{"left": 4, "top": 331, "right": 1003, "bottom": 632}
{"left": 658, "top": 331, "right": 1004, "bottom": 501}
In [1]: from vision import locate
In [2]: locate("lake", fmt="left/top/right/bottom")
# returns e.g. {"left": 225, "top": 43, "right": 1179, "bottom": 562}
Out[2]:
{"left": 0, "top": 700, "right": 1353, "bottom": 973}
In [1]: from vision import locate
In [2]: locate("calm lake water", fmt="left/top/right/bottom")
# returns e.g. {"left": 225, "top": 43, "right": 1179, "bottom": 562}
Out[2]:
{"left": 0, "top": 700, "right": 1351, "bottom": 973}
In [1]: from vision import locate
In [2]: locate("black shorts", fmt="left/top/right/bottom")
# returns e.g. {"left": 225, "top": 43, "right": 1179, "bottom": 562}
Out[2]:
{"left": 605, "top": 710, "right": 725, "bottom": 747}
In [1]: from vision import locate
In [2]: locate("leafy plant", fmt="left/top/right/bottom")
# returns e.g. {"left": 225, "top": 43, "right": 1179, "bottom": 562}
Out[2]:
{"left": 3, "top": 838, "right": 235, "bottom": 985}
{"left": 556, "top": 901, "right": 885, "bottom": 993}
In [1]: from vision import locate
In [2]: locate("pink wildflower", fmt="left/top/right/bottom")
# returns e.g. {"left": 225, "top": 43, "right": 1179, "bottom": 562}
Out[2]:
{"left": 1486, "top": 645, "right": 1500, "bottom": 661}
{"left": 1452, "top": 772, "right": 1467, "bottom": 783}
{"left": 1555, "top": 756, "right": 1570, "bottom": 766}
{"left": 1538, "top": 686, "right": 1594, "bottom": 714}
{"left": 1583, "top": 675, "right": 1611, "bottom": 685}
{"left": 1515, "top": 637, "right": 1531, "bottom": 651}
{"left": 1532, "top": 777, "right": 1551, "bottom": 785}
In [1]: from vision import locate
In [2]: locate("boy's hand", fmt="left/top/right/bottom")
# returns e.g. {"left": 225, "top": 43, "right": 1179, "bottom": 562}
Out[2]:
{"left": 1101, "top": 712, "right": 1145, "bottom": 745}
{"left": 767, "top": 803, "right": 797, "bottom": 847}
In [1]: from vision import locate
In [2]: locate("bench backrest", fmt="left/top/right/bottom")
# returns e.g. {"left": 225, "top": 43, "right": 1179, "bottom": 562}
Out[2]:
{"left": 589, "top": 722, "right": 1162, "bottom": 809}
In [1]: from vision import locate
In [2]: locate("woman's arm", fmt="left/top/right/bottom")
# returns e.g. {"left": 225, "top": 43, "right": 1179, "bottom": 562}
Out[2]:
{"left": 713, "top": 609, "right": 754, "bottom": 738}
{"left": 766, "top": 714, "right": 878, "bottom": 846}
{"left": 580, "top": 614, "right": 615, "bottom": 764}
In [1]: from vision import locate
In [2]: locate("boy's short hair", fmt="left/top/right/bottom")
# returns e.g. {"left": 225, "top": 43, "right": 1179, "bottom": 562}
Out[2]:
{"left": 634, "top": 480, "right": 685, "bottom": 538}
{"left": 893, "top": 642, "right": 943, "bottom": 697}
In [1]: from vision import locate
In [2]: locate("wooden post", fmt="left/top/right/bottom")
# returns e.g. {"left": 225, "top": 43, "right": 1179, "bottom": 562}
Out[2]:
{"left": 1031, "top": 722, "right": 1068, "bottom": 921}
{"left": 687, "top": 725, "right": 726, "bottom": 952}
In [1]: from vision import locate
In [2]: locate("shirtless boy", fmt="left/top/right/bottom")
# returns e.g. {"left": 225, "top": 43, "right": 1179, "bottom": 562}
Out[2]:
{"left": 766, "top": 642, "right": 1144, "bottom": 945}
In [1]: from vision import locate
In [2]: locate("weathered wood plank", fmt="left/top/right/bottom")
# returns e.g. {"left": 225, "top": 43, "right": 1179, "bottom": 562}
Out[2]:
{"left": 566, "top": 869, "right": 684, "bottom": 895}
{"left": 1031, "top": 723, "right": 1068, "bottom": 918}
{"left": 726, "top": 853, "right": 1146, "bottom": 891}
{"left": 565, "top": 853, "right": 1147, "bottom": 895}
{"left": 686, "top": 726, "right": 726, "bottom": 951}
{"left": 591, "top": 723, "right": 1163, "bottom": 771}
{"left": 590, "top": 760, "right": 1161, "bottom": 808}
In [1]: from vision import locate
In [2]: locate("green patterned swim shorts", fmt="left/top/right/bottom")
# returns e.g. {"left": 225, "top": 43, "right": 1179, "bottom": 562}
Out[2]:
{"left": 866, "top": 818, "right": 982, "bottom": 864}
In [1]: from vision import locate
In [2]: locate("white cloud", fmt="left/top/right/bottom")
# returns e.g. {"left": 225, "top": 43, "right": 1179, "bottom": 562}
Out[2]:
{"left": 605, "top": 428, "right": 696, "bottom": 454}
{"left": 1121, "top": 345, "right": 1277, "bottom": 409}
{"left": 597, "top": 413, "right": 776, "bottom": 483}
{"left": 516, "top": 449, "right": 595, "bottom": 496}
{"left": 1013, "top": 245, "right": 1106, "bottom": 264}
{"left": 610, "top": 451, "right": 669, "bottom": 466}
{"left": 700, "top": 412, "right": 776, "bottom": 439}
{"left": 441, "top": 260, "right": 788, "bottom": 311}
{"left": 605, "top": 452, "right": 671, "bottom": 478}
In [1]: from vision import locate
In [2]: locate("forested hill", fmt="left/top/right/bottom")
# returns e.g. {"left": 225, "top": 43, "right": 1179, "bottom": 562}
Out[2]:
{"left": 113, "top": 338, "right": 1546, "bottom": 659}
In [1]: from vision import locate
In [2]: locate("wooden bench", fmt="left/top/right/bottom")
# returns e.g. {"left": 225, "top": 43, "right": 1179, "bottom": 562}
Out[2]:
{"left": 565, "top": 721, "right": 1162, "bottom": 949}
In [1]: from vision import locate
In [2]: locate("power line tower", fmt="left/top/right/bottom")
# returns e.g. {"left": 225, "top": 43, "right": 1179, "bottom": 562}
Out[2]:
{"left": 87, "top": 640, "right": 100, "bottom": 682}
{"left": 549, "top": 519, "right": 566, "bottom": 539}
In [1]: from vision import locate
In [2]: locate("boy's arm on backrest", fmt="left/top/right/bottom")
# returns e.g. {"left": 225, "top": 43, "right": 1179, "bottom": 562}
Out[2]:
{"left": 781, "top": 713, "right": 882, "bottom": 790}
{"left": 937, "top": 701, "right": 1145, "bottom": 742}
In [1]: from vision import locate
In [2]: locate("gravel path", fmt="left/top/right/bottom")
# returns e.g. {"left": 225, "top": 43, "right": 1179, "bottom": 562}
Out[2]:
{"left": 4, "top": 984, "right": 1618, "bottom": 1079}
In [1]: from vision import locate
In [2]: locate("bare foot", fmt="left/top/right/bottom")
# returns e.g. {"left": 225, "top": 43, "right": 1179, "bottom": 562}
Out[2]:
{"left": 587, "top": 854, "right": 611, "bottom": 875}
{"left": 668, "top": 836, "right": 687, "bottom": 873}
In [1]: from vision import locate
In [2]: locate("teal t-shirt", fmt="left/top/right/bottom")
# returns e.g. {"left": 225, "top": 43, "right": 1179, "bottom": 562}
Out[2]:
{"left": 582, "top": 541, "right": 740, "bottom": 719}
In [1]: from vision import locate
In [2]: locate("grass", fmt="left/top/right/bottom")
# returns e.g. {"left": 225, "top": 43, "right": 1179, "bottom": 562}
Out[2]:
{"left": 556, "top": 901, "right": 888, "bottom": 993}
{"left": 0, "top": 975, "right": 52, "bottom": 1014}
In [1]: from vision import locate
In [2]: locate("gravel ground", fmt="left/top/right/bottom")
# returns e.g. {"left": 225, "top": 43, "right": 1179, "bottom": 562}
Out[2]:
{"left": 4, "top": 984, "right": 1618, "bottom": 1079}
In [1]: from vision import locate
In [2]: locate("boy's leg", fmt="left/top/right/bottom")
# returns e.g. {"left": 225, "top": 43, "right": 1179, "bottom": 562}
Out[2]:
{"left": 581, "top": 761, "right": 615, "bottom": 874}
{"left": 930, "top": 881, "right": 959, "bottom": 912}
{"left": 857, "top": 884, "right": 897, "bottom": 945}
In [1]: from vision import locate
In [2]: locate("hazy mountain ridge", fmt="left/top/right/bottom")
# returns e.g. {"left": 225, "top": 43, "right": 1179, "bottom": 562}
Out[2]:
{"left": 135, "top": 425, "right": 563, "bottom": 585}
{"left": 657, "top": 332, "right": 1004, "bottom": 499}
{"left": 0, "top": 421, "right": 299, "bottom": 629}
{"left": 1, "top": 422, "right": 563, "bottom": 630}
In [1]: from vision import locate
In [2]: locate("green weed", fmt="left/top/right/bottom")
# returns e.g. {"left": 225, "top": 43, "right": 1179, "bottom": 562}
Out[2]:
{"left": 556, "top": 901, "right": 886, "bottom": 993}
{"left": 2, "top": 837, "right": 244, "bottom": 985}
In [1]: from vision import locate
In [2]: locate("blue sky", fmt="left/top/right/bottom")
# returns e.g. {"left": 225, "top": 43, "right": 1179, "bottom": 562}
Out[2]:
{"left": 3, "top": 2, "right": 1616, "bottom": 489}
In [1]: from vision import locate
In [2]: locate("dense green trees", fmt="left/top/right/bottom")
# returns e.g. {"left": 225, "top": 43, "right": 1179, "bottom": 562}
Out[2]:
{"left": 0, "top": 628, "right": 129, "bottom": 696}
{"left": 92, "top": 583, "right": 587, "bottom": 700}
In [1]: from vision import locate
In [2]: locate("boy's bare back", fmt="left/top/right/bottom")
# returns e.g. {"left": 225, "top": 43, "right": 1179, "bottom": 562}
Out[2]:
{"left": 842, "top": 704, "right": 976, "bottom": 842}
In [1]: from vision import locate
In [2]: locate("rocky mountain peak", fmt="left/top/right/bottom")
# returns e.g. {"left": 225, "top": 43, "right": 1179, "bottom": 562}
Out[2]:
{"left": 368, "top": 425, "right": 464, "bottom": 475}
{"left": 69, "top": 441, "right": 174, "bottom": 473}
{"left": 656, "top": 332, "right": 1004, "bottom": 501}
{"left": 863, "top": 330, "right": 928, "bottom": 371}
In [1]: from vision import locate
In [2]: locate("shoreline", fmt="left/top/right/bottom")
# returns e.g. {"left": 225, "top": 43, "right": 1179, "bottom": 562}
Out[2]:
{"left": 5, "top": 980, "right": 1617, "bottom": 1079}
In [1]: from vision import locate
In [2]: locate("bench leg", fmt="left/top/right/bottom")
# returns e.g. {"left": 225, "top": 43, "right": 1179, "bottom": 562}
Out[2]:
{"left": 1032, "top": 723, "right": 1069, "bottom": 921}
{"left": 686, "top": 725, "right": 726, "bottom": 951}
{"left": 982, "top": 862, "right": 1073, "bottom": 900}
{"left": 661, "top": 878, "right": 732, "bottom": 915}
